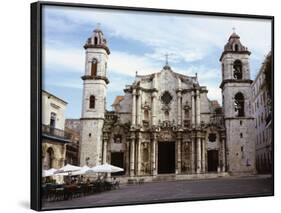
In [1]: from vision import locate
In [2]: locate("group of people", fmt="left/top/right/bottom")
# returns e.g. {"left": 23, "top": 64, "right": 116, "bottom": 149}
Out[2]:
{"left": 65, "top": 175, "right": 119, "bottom": 187}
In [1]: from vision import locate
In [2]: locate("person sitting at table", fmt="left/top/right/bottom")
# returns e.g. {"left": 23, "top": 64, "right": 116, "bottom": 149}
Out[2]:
{"left": 71, "top": 176, "right": 75, "bottom": 184}
{"left": 86, "top": 177, "right": 91, "bottom": 184}
{"left": 112, "top": 177, "right": 119, "bottom": 189}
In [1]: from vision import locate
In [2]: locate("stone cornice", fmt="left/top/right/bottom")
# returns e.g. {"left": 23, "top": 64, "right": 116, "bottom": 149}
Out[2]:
{"left": 80, "top": 117, "right": 105, "bottom": 121}
{"left": 124, "top": 86, "right": 158, "bottom": 94}
{"left": 224, "top": 117, "right": 254, "bottom": 120}
{"left": 81, "top": 75, "right": 110, "bottom": 84}
{"left": 219, "top": 50, "right": 251, "bottom": 61}
{"left": 220, "top": 79, "right": 253, "bottom": 89}
{"left": 83, "top": 44, "right": 110, "bottom": 54}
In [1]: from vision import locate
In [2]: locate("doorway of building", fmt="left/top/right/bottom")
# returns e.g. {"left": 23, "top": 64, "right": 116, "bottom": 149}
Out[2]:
{"left": 207, "top": 150, "right": 218, "bottom": 172}
{"left": 111, "top": 152, "right": 125, "bottom": 176}
{"left": 158, "top": 142, "right": 175, "bottom": 174}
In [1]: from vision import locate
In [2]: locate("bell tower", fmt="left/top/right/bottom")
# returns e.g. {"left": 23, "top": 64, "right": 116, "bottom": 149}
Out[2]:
{"left": 220, "top": 31, "right": 256, "bottom": 174}
{"left": 80, "top": 26, "right": 110, "bottom": 167}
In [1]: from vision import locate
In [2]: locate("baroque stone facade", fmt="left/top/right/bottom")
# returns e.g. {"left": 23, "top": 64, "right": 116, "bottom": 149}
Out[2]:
{"left": 79, "top": 28, "right": 256, "bottom": 179}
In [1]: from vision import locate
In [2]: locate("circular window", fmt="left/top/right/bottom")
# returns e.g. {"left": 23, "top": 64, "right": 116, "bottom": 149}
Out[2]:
{"left": 161, "top": 91, "right": 173, "bottom": 105}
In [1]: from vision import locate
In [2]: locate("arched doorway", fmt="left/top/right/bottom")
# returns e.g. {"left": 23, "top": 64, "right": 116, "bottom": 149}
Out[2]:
{"left": 158, "top": 142, "right": 175, "bottom": 174}
{"left": 45, "top": 147, "right": 54, "bottom": 169}
{"left": 207, "top": 150, "right": 218, "bottom": 172}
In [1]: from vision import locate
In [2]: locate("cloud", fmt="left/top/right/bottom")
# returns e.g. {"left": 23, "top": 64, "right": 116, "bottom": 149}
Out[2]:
{"left": 43, "top": 47, "right": 84, "bottom": 72}
{"left": 109, "top": 51, "right": 162, "bottom": 76}
{"left": 43, "top": 6, "right": 271, "bottom": 74}
{"left": 47, "top": 80, "right": 83, "bottom": 89}
{"left": 206, "top": 86, "right": 222, "bottom": 104}
{"left": 42, "top": 6, "right": 271, "bottom": 117}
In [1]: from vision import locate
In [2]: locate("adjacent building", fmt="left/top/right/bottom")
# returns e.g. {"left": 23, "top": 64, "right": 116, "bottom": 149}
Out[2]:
{"left": 42, "top": 90, "right": 70, "bottom": 171}
{"left": 42, "top": 91, "right": 81, "bottom": 180}
{"left": 65, "top": 119, "right": 81, "bottom": 166}
{"left": 251, "top": 52, "right": 272, "bottom": 174}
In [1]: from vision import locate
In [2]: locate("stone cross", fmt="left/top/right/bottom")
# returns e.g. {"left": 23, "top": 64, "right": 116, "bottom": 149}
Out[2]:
{"left": 96, "top": 22, "right": 101, "bottom": 30}
{"left": 164, "top": 53, "right": 169, "bottom": 65}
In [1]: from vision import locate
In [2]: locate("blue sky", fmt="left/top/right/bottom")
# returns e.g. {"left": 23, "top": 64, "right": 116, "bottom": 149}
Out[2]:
{"left": 42, "top": 5, "right": 271, "bottom": 118}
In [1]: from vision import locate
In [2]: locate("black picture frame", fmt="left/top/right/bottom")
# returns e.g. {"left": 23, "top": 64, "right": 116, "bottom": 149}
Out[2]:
{"left": 31, "top": 1, "right": 274, "bottom": 211}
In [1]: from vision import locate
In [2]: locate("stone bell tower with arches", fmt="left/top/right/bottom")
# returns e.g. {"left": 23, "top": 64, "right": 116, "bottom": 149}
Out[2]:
{"left": 80, "top": 26, "right": 110, "bottom": 167}
{"left": 220, "top": 30, "right": 256, "bottom": 174}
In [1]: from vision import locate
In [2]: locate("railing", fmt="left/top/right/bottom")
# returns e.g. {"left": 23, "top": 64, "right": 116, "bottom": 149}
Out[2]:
{"left": 210, "top": 114, "right": 224, "bottom": 126}
{"left": 105, "top": 111, "right": 118, "bottom": 122}
{"left": 42, "top": 124, "right": 72, "bottom": 140}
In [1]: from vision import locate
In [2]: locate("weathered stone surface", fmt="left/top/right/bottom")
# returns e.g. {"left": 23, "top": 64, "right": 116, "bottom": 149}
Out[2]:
{"left": 79, "top": 29, "right": 257, "bottom": 179}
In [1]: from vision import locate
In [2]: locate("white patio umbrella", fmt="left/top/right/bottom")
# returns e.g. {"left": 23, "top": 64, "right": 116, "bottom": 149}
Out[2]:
{"left": 87, "top": 163, "right": 124, "bottom": 174}
{"left": 72, "top": 165, "right": 92, "bottom": 176}
{"left": 54, "top": 164, "right": 81, "bottom": 175}
{"left": 42, "top": 168, "right": 57, "bottom": 177}
{"left": 53, "top": 172, "right": 70, "bottom": 176}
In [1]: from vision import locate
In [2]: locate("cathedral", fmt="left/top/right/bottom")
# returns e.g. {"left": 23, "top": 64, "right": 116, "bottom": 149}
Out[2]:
{"left": 79, "top": 27, "right": 256, "bottom": 180}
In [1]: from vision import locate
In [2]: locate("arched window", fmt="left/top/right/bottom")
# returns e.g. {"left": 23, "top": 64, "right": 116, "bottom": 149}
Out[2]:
{"left": 50, "top": 112, "right": 56, "bottom": 129}
{"left": 91, "top": 58, "right": 97, "bottom": 77}
{"left": 164, "top": 111, "right": 169, "bottom": 121}
{"left": 45, "top": 148, "right": 54, "bottom": 169}
{"left": 94, "top": 36, "right": 98, "bottom": 45}
{"left": 234, "top": 44, "right": 239, "bottom": 51}
{"left": 89, "top": 95, "right": 95, "bottom": 109}
{"left": 234, "top": 92, "right": 245, "bottom": 117}
{"left": 184, "top": 109, "right": 189, "bottom": 119}
{"left": 144, "top": 109, "right": 149, "bottom": 121}
{"left": 233, "top": 60, "right": 242, "bottom": 79}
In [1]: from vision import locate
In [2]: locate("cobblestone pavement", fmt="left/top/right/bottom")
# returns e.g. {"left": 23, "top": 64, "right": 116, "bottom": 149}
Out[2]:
{"left": 43, "top": 175, "right": 273, "bottom": 210}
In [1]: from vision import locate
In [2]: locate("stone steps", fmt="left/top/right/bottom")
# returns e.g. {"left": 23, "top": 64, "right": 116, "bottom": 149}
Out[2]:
{"left": 153, "top": 174, "right": 176, "bottom": 182}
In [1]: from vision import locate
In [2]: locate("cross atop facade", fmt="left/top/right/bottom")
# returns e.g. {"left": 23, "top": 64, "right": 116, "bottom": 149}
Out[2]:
{"left": 232, "top": 27, "right": 236, "bottom": 33}
{"left": 96, "top": 22, "right": 101, "bottom": 30}
{"left": 164, "top": 53, "right": 169, "bottom": 65}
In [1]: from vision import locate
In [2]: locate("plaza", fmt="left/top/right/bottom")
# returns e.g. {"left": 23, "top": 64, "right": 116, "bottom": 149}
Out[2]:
{"left": 43, "top": 175, "right": 272, "bottom": 209}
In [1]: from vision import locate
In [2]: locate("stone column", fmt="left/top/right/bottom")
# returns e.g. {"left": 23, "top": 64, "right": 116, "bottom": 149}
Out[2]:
{"left": 152, "top": 74, "right": 158, "bottom": 126}
{"left": 176, "top": 136, "right": 182, "bottom": 174}
{"left": 132, "top": 89, "right": 136, "bottom": 126}
{"left": 62, "top": 144, "right": 67, "bottom": 166}
{"left": 177, "top": 92, "right": 182, "bottom": 126}
{"left": 130, "top": 134, "right": 135, "bottom": 177}
{"left": 196, "top": 90, "right": 201, "bottom": 127}
{"left": 126, "top": 139, "right": 130, "bottom": 176}
{"left": 137, "top": 90, "right": 142, "bottom": 126}
{"left": 136, "top": 139, "right": 142, "bottom": 176}
{"left": 201, "top": 137, "right": 206, "bottom": 173}
{"left": 191, "top": 91, "right": 195, "bottom": 127}
{"left": 152, "top": 93, "right": 157, "bottom": 126}
{"left": 102, "top": 138, "right": 108, "bottom": 164}
{"left": 196, "top": 136, "right": 202, "bottom": 173}
{"left": 191, "top": 137, "right": 195, "bottom": 173}
{"left": 221, "top": 136, "right": 226, "bottom": 172}
{"left": 151, "top": 134, "right": 157, "bottom": 176}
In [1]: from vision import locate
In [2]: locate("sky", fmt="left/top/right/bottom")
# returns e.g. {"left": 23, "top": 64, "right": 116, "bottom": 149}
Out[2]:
{"left": 42, "top": 5, "right": 272, "bottom": 119}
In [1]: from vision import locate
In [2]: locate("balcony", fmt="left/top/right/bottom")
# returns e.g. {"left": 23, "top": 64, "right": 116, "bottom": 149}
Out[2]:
{"left": 42, "top": 124, "right": 72, "bottom": 143}
{"left": 210, "top": 114, "right": 224, "bottom": 127}
{"left": 265, "top": 113, "right": 272, "bottom": 126}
